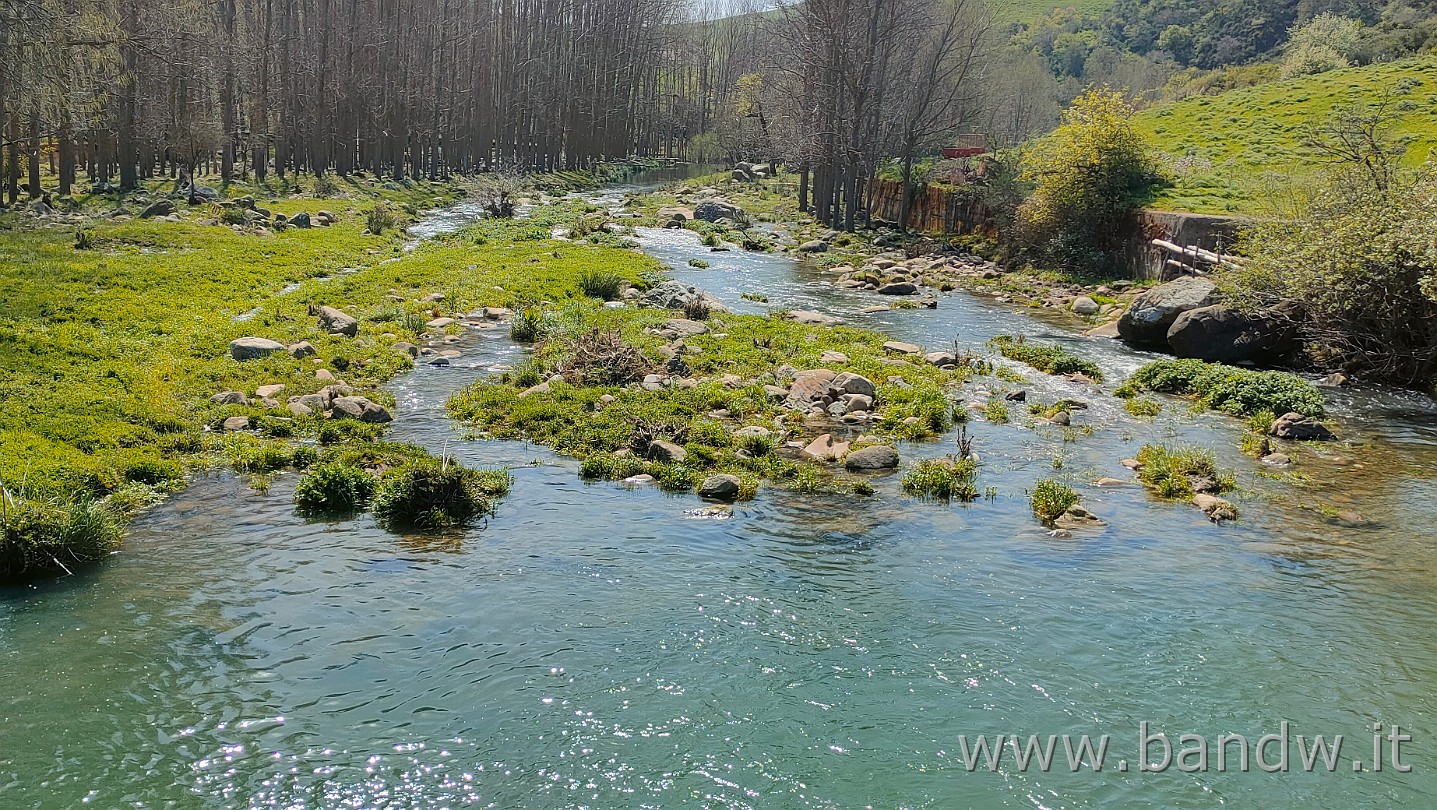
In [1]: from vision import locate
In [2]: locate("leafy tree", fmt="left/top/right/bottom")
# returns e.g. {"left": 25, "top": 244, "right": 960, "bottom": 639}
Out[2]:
{"left": 1281, "top": 13, "right": 1363, "bottom": 78}
{"left": 1015, "top": 88, "right": 1159, "bottom": 275}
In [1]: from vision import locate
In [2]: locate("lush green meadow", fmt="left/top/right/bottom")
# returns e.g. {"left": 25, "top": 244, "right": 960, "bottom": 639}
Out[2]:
{"left": 1134, "top": 56, "right": 1437, "bottom": 214}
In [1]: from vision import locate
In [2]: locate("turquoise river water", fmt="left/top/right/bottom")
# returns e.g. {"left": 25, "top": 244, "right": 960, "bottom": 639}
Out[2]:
{"left": 4, "top": 175, "right": 1437, "bottom": 808}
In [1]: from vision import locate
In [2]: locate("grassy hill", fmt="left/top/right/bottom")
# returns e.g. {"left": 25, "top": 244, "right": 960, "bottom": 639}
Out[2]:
{"left": 991, "top": 0, "right": 1111, "bottom": 25}
{"left": 1134, "top": 57, "right": 1437, "bottom": 214}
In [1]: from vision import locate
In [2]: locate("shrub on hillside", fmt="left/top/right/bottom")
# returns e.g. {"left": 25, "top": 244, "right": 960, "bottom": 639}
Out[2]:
{"left": 1224, "top": 138, "right": 1437, "bottom": 385}
{"left": 1015, "top": 89, "right": 1161, "bottom": 275}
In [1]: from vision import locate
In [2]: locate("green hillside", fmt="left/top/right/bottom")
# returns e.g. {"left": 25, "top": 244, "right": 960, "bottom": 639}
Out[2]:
{"left": 1134, "top": 57, "right": 1437, "bottom": 214}
{"left": 991, "top": 0, "right": 1111, "bottom": 25}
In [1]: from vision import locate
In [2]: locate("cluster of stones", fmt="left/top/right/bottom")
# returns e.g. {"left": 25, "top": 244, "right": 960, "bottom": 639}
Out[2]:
{"left": 218, "top": 295, "right": 516, "bottom": 431}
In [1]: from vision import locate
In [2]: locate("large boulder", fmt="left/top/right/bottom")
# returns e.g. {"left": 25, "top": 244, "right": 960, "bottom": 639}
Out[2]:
{"left": 139, "top": 199, "right": 175, "bottom": 219}
{"left": 877, "top": 282, "right": 918, "bottom": 296}
{"left": 844, "top": 445, "right": 899, "bottom": 472}
{"left": 1270, "top": 412, "right": 1335, "bottom": 441}
{"left": 317, "top": 305, "right": 360, "bottom": 338}
{"left": 693, "top": 199, "right": 746, "bottom": 224}
{"left": 229, "top": 337, "right": 286, "bottom": 360}
{"left": 830, "top": 372, "right": 876, "bottom": 398}
{"left": 1117, "top": 277, "right": 1222, "bottom": 348}
{"left": 1166, "top": 302, "right": 1298, "bottom": 364}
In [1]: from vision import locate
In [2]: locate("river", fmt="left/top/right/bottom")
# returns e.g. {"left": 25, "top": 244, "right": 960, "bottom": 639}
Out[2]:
{"left": 3, "top": 173, "right": 1436, "bottom": 808}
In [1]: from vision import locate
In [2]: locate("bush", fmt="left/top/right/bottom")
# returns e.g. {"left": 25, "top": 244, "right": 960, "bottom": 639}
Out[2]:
{"left": 366, "top": 204, "right": 401, "bottom": 234}
{"left": 1016, "top": 89, "right": 1160, "bottom": 275}
{"left": 372, "top": 461, "right": 512, "bottom": 531}
{"left": 1030, "top": 479, "right": 1079, "bottom": 522}
{"left": 294, "top": 463, "right": 376, "bottom": 513}
{"left": 991, "top": 336, "right": 1104, "bottom": 382}
{"left": 312, "top": 173, "right": 340, "bottom": 197}
{"left": 578, "top": 269, "right": 625, "bottom": 301}
{"left": 902, "top": 458, "right": 979, "bottom": 501}
{"left": 0, "top": 495, "right": 124, "bottom": 582}
{"left": 1225, "top": 160, "right": 1437, "bottom": 386}
{"left": 1119, "top": 358, "right": 1324, "bottom": 418}
{"left": 681, "top": 296, "right": 712, "bottom": 321}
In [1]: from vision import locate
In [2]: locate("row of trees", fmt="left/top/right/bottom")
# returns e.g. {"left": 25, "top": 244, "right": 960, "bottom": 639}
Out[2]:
{"left": 0, "top": 0, "right": 751, "bottom": 199}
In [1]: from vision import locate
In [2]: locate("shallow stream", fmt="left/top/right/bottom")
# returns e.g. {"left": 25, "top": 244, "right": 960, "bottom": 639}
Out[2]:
{"left": 4, "top": 173, "right": 1437, "bottom": 808}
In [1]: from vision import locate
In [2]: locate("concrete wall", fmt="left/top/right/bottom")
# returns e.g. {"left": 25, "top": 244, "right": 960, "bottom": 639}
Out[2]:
{"left": 1127, "top": 210, "right": 1248, "bottom": 280}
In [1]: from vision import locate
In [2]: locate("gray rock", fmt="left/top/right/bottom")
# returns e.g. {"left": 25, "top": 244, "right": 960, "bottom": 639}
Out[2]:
{"left": 844, "top": 394, "right": 874, "bottom": 412}
{"left": 785, "top": 370, "right": 837, "bottom": 407}
{"left": 693, "top": 199, "right": 746, "bottom": 223}
{"left": 640, "top": 281, "right": 726, "bottom": 312}
{"left": 1049, "top": 410, "right": 1072, "bottom": 427}
{"left": 877, "top": 282, "right": 918, "bottom": 295}
{"left": 647, "top": 440, "right": 687, "bottom": 463}
{"left": 1193, "top": 493, "right": 1238, "bottom": 522}
{"left": 221, "top": 416, "right": 251, "bottom": 432}
{"left": 139, "top": 200, "right": 175, "bottom": 219}
{"left": 787, "top": 310, "right": 841, "bottom": 327}
{"left": 210, "top": 391, "right": 248, "bottom": 405}
{"left": 820, "top": 350, "right": 849, "bottom": 363}
{"left": 734, "top": 426, "right": 772, "bottom": 439}
{"left": 1166, "top": 302, "right": 1298, "bottom": 364}
{"left": 254, "top": 384, "right": 286, "bottom": 399}
{"left": 317, "top": 305, "right": 359, "bottom": 337}
{"left": 698, "top": 474, "right": 743, "bottom": 502}
{"left": 1270, "top": 412, "right": 1335, "bottom": 441}
{"left": 393, "top": 341, "right": 420, "bottom": 358}
{"left": 882, "top": 340, "right": 923, "bottom": 356}
{"left": 844, "top": 445, "right": 899, "bottom": 471}
{"left": 290, "top": 212, "right": 312, "bottom": 228}
{"left": 797, "top": 240, "right": 829, "bottom": 253}
{"left": 426, "top": 317, "right": 455, "bottom": 330}
{"left": 831, "top": 372, "right": 876, "bottom": 398}
{"left": 1117, "top": 277, "right": 1222, "bottom": 348}
{"left": 1071, "top": 296, "right": 1101, "bottom": 316}
{"left": 660, "top": 318, "right": 710, "bottom": 338}
{"left": 229, "top": 337, "right": 286, "bottom": 360}
{"left": 329, "top": 396, "right": 393, "bottom": 423}
{"left": 924, "top": 351, "right": 958, "bottom": 367}
{"left": 288, "top": 341, "right": 317, "bottom": 358}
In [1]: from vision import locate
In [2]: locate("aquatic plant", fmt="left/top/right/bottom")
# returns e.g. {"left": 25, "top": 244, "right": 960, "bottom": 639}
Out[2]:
{"left": 294, "top": 462, "right": 377, "bottom": 513}
{"left": 901, "top": 458, "right": 979, "bottom": 501}
{"left": 372, "top": 460, "right": 511, "bottom": 531}
{"left": 1030, "top": 479, "right": 1079, "bottom": 522}
{"left": 990, "top": 336, "right": 1105, "bottom": 382}
{"left": 1118, "top": 358, "right": 1324, "bottom": 418}
{"left": 1124, "top": 396, "right": 1162, "bottom": 417}
{"left": 982, "top": 399, "right": 1011, "bottom": 424}
{"left": 1135, "top": 444, "right": 1236, "bottom": 499}
{"left": 0, "top": 493, "right": 123, "bottom": 582}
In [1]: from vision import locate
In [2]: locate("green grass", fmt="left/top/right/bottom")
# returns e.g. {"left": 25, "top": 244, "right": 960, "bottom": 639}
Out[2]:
{"left": 1117, "top": 358, "right": 1324, "bottom": 419}
{"left": 901, "top": 457, "right": 980, "bottom": 501}
{"left": 989, "top": 0, "right": 1112, "bottom": 25}
{"left": 991, "top": 336, "right": 1104, "bottom": 382}
{"left": 1133, "top": 57, "right": 1437, "bottom": 214}
{"left": 1030, "top": 479, "right": 1079, "bottom": 522}
{"left": 1135, "top": 444, "right": 1236, "bottom": 500}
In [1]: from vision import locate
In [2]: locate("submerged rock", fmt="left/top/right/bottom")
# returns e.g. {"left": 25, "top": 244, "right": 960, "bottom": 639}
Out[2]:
{"left": 1193, "top": 493, "right": 1238, "bottom": 522}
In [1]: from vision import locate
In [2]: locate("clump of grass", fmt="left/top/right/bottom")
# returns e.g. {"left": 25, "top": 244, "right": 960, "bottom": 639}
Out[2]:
{"left": 681, "top": 296, "right": 712, "bottom": 321}
{"left": 1124, "top": 397, "right": 1162, "bottom": 417}
{"left": 736, "top": 431, "right": 778, "bottom": 457}
{"left": 990, "top": 336, "right": 1104, "bottom": 382}
{"left": 982, "top": 399, "right": 1011, "bottom": 424}
{"left": 510, "top": 308, "right": 556, "bottom": 342}
{"left": 223, "top": 436, "right": 293, "bottom": 473}
{"left": 688, "top": 258, "right": 710, "bottom": 269}
{"left": 1134, "top": 444, "right": 1236, "bottom": 499}
{"left": 1117, "top": 358, "right": 1324, "bottom": 418}
{"left": 366, "top": 204, "right": 401, "bottom": 234}
{"left": 901, "top": 457, "right": 979, "bottom": 501}
{"left": 1030, "top": 479, "right": 1079, "bottom": 522}
{"left": 579, "top": 452, "right": 647, "bottom": 481}
{"left": 312, "top": 174, "right": 341, "bottom": 197}
{"left": 294, "top": 462, "right": 376, "bottom": 513}
{"left": 740, "top": 292, "right": 768, "bottom": 303}
{"left": 0, "top": 493, "right": 124, "bottom": 581}
{"left": 372, "top": 460, "right": 512, "bottom": 531}
{"left": 578, "top": 269, "right": 625, "bottom": 301}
